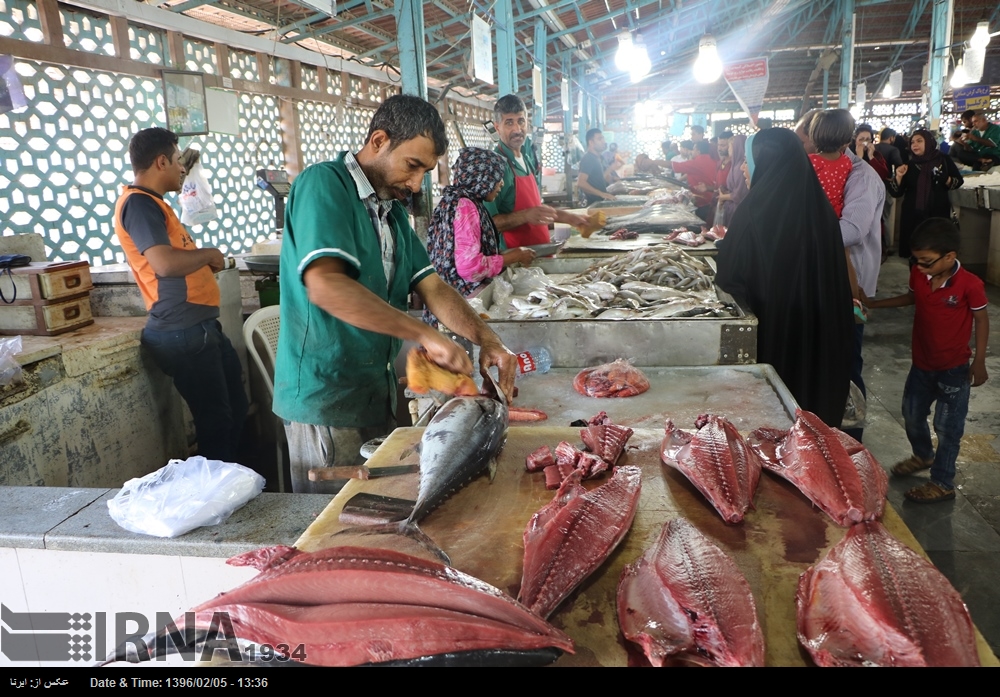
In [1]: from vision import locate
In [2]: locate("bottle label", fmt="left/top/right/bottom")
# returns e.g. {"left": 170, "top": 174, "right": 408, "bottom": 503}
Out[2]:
{"left": 517, "top": 351, "right": 537, "bottom": 374}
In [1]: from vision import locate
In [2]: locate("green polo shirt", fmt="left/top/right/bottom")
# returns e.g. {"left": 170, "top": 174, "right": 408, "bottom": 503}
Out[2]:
{"left": 272, "top": 153, "right": 435, "bottom": 428}
{"left": 971, "top": 123, "right": 1000, "bottom": 158}
{"left": 485, "top": 137, "right": 541, "bottom": 220}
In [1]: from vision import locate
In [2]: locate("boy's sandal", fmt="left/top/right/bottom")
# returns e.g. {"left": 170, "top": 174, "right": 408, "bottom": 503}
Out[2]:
{"left": 891, "top": 455, "right": 933, "bottom": 476}
{"left": 904, "top": 481, "right": 956, "bottom": 503}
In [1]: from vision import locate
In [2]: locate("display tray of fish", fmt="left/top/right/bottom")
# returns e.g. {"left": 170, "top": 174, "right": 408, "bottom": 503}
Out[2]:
{"left": 469, "top": 244, "right": 739, "bottom": 322}
{"left": 607, "top": 176, "right": 685, "bottom": 195}
{"left": 601, "top": 204, "right": 705, "bottom": 233}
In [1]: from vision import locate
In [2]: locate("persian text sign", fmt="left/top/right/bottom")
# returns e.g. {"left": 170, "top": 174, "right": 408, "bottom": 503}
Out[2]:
{"left": 953, "top": 85, "right": 990, "bottom": 111}
{"left": 723, "top": 58, "right": 769, "bottom": 125}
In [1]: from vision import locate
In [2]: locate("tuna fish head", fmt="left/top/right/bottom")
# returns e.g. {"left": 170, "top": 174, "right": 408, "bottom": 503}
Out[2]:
{"left": 409, "top": 394, "right": 509, "bottom": 524}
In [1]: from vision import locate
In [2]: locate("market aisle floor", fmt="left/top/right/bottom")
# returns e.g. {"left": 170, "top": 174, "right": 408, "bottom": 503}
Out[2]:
{"left": 861, "top": 256, "right": 1000, "bottom": 657}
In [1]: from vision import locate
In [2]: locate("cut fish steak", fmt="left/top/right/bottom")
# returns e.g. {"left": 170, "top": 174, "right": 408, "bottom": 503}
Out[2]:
{"left": 748, "top": 409, "right": 887, "bottom": 526}
{"left": 580, "top": 423, "right": 634, "bottom": 466}
{"left": 618, "top": 518, "right": 765, "bottom": 667}
{"left": 519, "top": 466, "right": 642, "bottom": 619}
{"left": 660, "top": 415, "right": 762, "bottom": 524}
{"left": 158, "top": 545, "right": 576, "bottom": 667}
{"left": 797, "top": 521, "right": 980, "bottom": 667}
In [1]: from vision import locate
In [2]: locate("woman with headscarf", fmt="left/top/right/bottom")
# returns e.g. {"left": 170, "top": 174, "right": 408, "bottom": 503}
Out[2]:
{"left": 848, "top": 124, "right": 890, "bottom": 181}
{"left": 715, "top": 128, "right": 855, "bottom": 427}
{"left": 888, "top": 129, "right": 963, "bottom": 258}
{"left": 424, "top": 147, "right": 535, "bottom": 328}
{"left": 717, "top": 134, "right": 748, "bottom": 226}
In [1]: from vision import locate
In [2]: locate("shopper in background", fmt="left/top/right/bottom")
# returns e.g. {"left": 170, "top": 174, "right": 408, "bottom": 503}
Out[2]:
{"left": 424, "top": 147, "right": 535, "bottom": 329}
{"left": 671, "top": 140, "right": 717, "bottom": 223}
{"left": 716, "top": 128, "right": 854, "bottom": 428}
{"left": 866, "top": 218, "right": 989, "bottom": 503}
{"left": 849, "top": 124, "right": 890, "bottom": 181}
{"left": 888, "top": 129, "right": 963, "bottom": 258}
{"left": 717, "top": 134, "right": 748, "bottom": 226}
{"left": 114, "top": 127, "right": 248, "bottom": 463}
{"left": 577, "top": 128, "right": 619, "bottom": 204}
{"left": 876, "top": 127, "right": 904, "bottom": 170}
{"left": 486, "top": 94, "right": 589, "bottom": 247}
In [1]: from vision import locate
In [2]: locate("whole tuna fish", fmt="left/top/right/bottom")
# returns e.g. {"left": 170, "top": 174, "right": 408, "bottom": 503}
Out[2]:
{"left": 408, "top": 390, "right": 508, "bottom": 525}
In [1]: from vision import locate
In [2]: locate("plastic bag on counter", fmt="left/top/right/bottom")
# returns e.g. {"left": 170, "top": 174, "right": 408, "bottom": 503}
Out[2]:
{"left": 179, "top": 159, "right": 219, "bottom": 226}
{"left": 107, "top": 457, "right": 265, "bottom": 538}
{"left": 508, "top": 266, "right": 549, "bottom": 296}
{"left": 0, "top": 335, "right": 23, "bottom": 386}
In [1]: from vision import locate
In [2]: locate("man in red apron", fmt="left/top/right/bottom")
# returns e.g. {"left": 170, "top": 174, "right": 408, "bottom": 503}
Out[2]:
{"left": 486, "top": 95, "right": 589, "bottom": 248}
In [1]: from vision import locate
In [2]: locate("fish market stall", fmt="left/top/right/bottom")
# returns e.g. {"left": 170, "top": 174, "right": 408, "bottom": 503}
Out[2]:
{"left": 294, "top": 425, "right": 998, "bottom": 667}
{"left": 950, "top": 174, "right": 1000, "bottom": 283}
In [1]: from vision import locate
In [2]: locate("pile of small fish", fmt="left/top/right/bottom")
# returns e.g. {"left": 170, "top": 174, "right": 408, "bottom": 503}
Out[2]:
{"left": 491, "top": 244, "right": 735, "bottom": 321}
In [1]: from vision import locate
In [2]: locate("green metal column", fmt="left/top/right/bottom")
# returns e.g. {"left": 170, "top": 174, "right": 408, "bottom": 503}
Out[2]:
{"left": 928, "top": 0, "right": 954, "bottom": 129}
{"left": 533, "top": 19, "right": 547, "bottom": 129}
{"left": 394, "top": 0, "right": 427, "bottom": 99}
{"left": 496, "top": 0, "right": 518, "bottom": 96}
{"left": 839, "top": 0, "right": 855, "bottom": 107}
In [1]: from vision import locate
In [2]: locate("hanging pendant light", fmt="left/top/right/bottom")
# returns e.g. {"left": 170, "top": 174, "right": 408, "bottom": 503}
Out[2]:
{"left": 950, "top": 58, "right": 970, "bottom": 88}
{"left": 693, "top": 34, "right": 723, "bottom": 84}
{"left": 969, "top": 21, "right": 991, "bottom": 50}
{"left": 615, "top": 32, "right": 634, "bottom": 72}
{"left": 630, "top": 35, "right": 652, "bottom": 83}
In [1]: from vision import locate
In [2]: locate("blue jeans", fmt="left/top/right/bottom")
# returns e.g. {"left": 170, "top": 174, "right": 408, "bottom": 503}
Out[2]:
{"left": 142, "top": 319, "right": 248, "bottom": 463}
{"left": 901, "top": 363, "right": 970, "bottom": 490}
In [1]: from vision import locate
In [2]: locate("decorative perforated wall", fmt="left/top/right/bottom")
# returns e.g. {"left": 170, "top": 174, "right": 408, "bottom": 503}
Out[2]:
{"left": 229, "top": 50, "right": 258, "bottom": 82}
{"left": 59, "top": 6, "right": 114, "bottom": 56}
{"left": 0, "top": 0, "right": 43, "bottom": 43}
{"left": 128, "top": 23, "right": 166, "bottom": 65}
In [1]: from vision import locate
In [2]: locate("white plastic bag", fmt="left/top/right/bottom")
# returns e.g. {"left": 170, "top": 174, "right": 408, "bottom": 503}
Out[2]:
{"left": 179, "top": 160, "right": 219, "bottom": 226}
{"left": 0, "top": 335, "right": 23, "bottom": 386}
{"left": 107, "top": 457, "right": 265, "bottom": 538}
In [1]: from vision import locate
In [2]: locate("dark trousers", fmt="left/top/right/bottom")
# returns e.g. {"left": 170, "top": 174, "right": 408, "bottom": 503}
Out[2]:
{"left": 142, "top": 319, "right": 248, "bottom": 462}
{"left": 843, "top": 324, "right": 866, "bottom": 442}
{"left": 901, "top": 363, "right": 970, "bottom": 490}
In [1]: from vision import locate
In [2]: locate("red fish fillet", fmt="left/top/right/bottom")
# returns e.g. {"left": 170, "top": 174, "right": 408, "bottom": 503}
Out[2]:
{"left": 580, "top": 423, "right": 634, "bottom": 466}
{"left": 519, "top": 466, "right": 642, "bottom": 618}
{"left": 618, "top": 518, "right": 765, "bottom": 667}
{"left": 573, "top": 359, "right": 650, "bottom": 398}
{"left": 180, "top": 601, "right": 572, "bottom": 667}
{"left": 660, "top": 414, "right": 762, "bottom": 524}
{"left": 510, "top": 406, "right": 548, "bottom": 422}
{"left": 748, "top": 409, "right": 887, "bottom": 526}
{"left": 797, "top": 521, "right": 980, "bottom": 667}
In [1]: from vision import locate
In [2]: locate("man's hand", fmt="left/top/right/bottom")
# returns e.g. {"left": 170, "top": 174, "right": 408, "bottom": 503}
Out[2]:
{"left": 563, "top": 212, "right": 590, "bottom": 227}
{"left": 477, "top": 336, "right": 517, "bottom": 403}
{"left": 970, "top": 359, "right": 989, "bottom": 387}
{"left": 420, "top": 330, "right": 474, "bottom": 377}
{"left": 206, "top": 249, "right": 226, "bottom": 272}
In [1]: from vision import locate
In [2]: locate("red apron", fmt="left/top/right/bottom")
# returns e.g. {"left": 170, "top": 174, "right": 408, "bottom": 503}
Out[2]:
{"left": 503, "top": 172, "right": 550, "bottom": 248}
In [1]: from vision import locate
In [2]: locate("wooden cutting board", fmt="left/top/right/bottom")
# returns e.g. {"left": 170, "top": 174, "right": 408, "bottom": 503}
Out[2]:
{"left": 296, "top": 427, "right": 998, "bottom": 667}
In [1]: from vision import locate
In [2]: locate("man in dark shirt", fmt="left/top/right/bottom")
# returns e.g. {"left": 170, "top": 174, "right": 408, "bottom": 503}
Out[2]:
{"left": 876, "top": 128, "right": 903, "bottom": 169}
{"left": 576, "top": 128, "right": 618, "bottom": 205}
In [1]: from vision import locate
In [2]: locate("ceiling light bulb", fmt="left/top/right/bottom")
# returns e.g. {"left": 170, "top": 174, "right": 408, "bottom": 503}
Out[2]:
{"left": 693, "top": 34, "right": 723, "bottom": 84}
{"left": 950, "top": 59, "right": 970, "bottom": 88}
{"left": 630, "top": 36, "right": 652, "bottom": 83}
{"left": 882, "top": 82, "right": 893, "bottom": 99}
{"left": 970, "top": 21, "right": 991, "bottom": 50}
{"left": 615, "top": 32, "right": 634, "bottom": 72}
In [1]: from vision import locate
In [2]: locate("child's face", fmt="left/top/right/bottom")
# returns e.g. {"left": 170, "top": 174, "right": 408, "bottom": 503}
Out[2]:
{"left": 911, "top": 248, "right": 955, "bottom": 274}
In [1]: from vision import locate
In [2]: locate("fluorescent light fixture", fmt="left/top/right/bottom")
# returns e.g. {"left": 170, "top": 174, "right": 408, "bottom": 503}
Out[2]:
{"left": 693, "top": 34, "right": 723, "bottom": 84}
{"left": 970, "top": 21, "right": 991, "bottom": 50}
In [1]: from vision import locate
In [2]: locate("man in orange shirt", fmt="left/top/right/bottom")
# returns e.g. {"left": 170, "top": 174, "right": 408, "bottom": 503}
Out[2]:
{"left": 114, "top": 127, "right": 247, "bottom": 462}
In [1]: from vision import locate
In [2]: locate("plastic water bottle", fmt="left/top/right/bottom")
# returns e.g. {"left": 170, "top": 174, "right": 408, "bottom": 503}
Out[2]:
{"left": 515, "top": 347, "right": 552, "bottom": 379}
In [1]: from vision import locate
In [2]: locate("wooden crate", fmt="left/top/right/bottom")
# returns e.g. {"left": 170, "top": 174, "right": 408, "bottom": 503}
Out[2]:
{"left": 0, "top": 261, "right": 94, "bottom": 336}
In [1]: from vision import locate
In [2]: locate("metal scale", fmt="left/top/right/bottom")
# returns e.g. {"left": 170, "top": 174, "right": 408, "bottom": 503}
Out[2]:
{"left": 245, "top": 168, "right": 291, "bottom": 307}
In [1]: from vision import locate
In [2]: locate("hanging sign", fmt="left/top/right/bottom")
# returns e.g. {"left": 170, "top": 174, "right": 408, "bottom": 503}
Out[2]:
{"left": 953, "top": 85, "right": 990, "bottom": 111}
{"left": 532, "top": 65, "right": 543, "bottom": 106}
{"left": 723, "top": 57, "right": 769, "bottom": 126}
{"left": 0, "top": 56, "right": 27, "bottom": 115}
{"left": 471, "top": 15, "right": 494, "bottom": 86}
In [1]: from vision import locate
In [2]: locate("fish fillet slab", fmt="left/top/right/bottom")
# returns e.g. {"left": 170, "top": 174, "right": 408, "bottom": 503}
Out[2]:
{"left": 518, "top": 466, "right": 642, "bottom": 619}
{"left": 797, "top": 521, "right": 980, "bottom": 667}
{"left": 618, "top": 518, "right": 765, "bottom": 667}
{"left": 748, "top": 409, "right": 887, "bottom": 526}
{"left": 660, "top": 415, "right": 762, "bottom": 524}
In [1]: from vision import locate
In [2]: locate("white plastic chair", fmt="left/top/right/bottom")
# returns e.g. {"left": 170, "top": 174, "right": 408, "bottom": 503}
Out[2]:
{"left": 243, "top": 305, "right": 285, "bottom": 493}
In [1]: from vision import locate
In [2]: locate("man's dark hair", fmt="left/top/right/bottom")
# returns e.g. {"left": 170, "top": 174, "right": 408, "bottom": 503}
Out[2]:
{"left": 694, "top": 140, "right": 710, "bottom": 155}
{"left": 679, "top": 140, "right": 694, "bottom": 150}
{"left": 880, "top": 127, "right": 896, "bottom": 141}
{"left": 719, "top": 130, "right": 734, "bottom": 140}
{"left": 585, "top": 128, "right": 602, "bottom": 145}
{"left": 691, "top": 124, "right": 705, "bottom": 135}
{"left": 129, "top": 127, "right": 178, "bottom": 172}
{"left": 960, "top": 109, "right": 975, "bottom": 121}
{"left": 810, "top": 109, "right": 855, "bottom": 153}
{"left": 756, "top": 117, "right": 773, "bottom": 129}
{"left": 911, "top": 217, "right": 960, "bottom": 255}
{"left": 494, "top": 94, "right": 526, "bottom": 119}
{"left": 365, "top": 94, "right": 448, "bottom": 157}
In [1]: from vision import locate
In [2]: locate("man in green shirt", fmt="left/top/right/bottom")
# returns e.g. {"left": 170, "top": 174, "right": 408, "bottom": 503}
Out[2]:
{"left": 485, "top": 94, "right": 589, "bottom": 248}
{"left": 966, "top": 110, "right": 1000, "bottom": 170}
{"left": 273, "top": 94, "right": 517, "bottom": 493}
